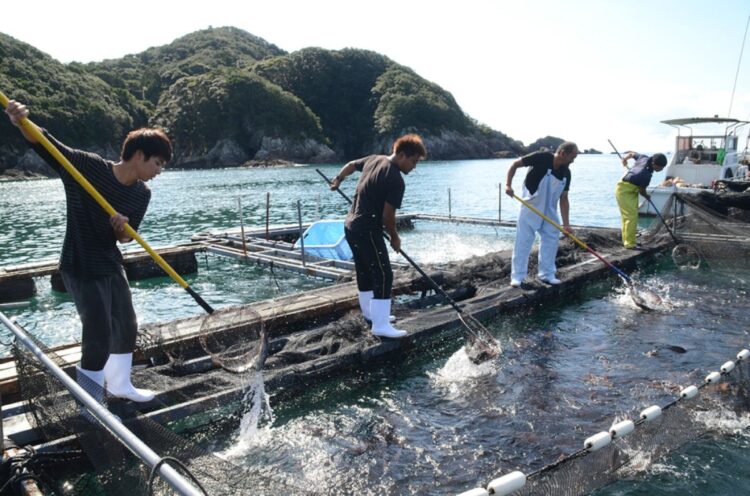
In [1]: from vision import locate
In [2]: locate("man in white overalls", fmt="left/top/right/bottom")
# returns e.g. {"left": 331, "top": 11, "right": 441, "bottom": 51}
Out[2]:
{"left": 505, "top": 142, "right": 578, "bottom": 287}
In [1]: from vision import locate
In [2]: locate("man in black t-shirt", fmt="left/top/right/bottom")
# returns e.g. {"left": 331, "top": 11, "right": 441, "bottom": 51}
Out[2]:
{"left": 6, "top": 100, "right": 172, "bottom": 410}
{"left": 331, "top": 134, "right": 426, "bottom": 338}
{"left": 505, "top": 142, "right": 578, "bottom": 287}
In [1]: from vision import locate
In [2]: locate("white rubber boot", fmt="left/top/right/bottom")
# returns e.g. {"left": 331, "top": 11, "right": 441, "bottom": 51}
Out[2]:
{"left": 104, "top": 353, "right": 155, "bottom": 402}
{"left": 359, "top": 291, "right": 374, "bottom": 321}
{"left": 370, "top": 299, "right": 407, "bottom": 338}
{"left": 360, "top": 291, "right": 396, "bottom": 323}
{"left": 76, "top": 366, "right": 105, "bottom": 422}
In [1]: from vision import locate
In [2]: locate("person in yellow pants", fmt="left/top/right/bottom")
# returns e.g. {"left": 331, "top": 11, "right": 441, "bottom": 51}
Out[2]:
{"left": 615, "top": 151, "right": 667, "bottom": 249}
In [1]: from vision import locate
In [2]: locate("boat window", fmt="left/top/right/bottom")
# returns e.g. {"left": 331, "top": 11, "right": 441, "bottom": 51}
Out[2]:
{"left": 676, "top": 136, "right": 691, "bottom": 163}
{"left": 681, "top": 137, "right": 725, "bottom": 164}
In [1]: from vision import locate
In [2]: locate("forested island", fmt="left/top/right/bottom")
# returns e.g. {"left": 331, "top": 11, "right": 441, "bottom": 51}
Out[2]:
{"left": 1, "top": 26, "right": 578, "bottom": 178}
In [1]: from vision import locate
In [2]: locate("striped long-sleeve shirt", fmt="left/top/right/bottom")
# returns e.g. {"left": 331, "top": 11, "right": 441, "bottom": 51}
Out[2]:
{"left": 32, "top": 130, "right": 151, "bottom": 277}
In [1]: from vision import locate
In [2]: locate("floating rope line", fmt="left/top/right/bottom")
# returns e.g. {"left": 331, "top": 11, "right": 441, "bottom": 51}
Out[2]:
{"left": 459, "top": 346, "right": 750, "bottom": 496}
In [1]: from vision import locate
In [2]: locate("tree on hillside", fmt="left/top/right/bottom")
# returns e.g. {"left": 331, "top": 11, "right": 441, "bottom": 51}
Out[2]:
{"left": 152, "top": 69, "right": 325, "bottom": 163}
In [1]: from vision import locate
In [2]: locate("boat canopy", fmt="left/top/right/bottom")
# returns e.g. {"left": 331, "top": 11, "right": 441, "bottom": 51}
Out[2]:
{"left": 661, "top": 117, "right": 749, "bottom": 126}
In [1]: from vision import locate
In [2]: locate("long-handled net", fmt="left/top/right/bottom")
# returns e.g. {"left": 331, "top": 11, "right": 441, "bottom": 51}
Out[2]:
{"left": 314, "top": 168, "right": 502, "bottom": 363}
{"left": 9, "top": 317, "right": 321, "bottom": 495}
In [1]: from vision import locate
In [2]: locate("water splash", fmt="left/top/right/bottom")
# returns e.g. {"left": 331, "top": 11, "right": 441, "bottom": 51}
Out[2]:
{"left": 693, "top": 407, "right": 750, "bottom": 437}
{"left": 219, "top": 371, "right": 274, "bottom": 458}
{"left": 610, "top": 275, "right": 677, "bottom": 312}
{"left": 428, "top": 346, "right": 498, "bottom": 398}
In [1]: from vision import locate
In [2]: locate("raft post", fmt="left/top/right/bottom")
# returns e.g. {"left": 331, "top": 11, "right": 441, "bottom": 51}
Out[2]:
{"left": 265, "top": 192, "right": 270, "bottom": 241}
{"left": 297, "top": 200, "right": 306, "bottom": 267}
{"left": 448, "top": 187, "right": 452, "bottom": 220}
{"left": 498, "top": 182, "right": 502, "bottom": 222}
{"left": 237, "top": 197, "right": 248, "bottom": 257}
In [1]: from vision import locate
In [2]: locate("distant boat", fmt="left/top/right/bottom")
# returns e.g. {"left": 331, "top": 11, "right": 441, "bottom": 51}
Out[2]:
{"left": 639, "top": 116, "right": 750, "bottom": 215}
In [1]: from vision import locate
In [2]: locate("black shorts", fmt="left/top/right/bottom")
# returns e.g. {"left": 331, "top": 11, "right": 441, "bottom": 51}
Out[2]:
{"left": 61, "top": 266, "right": 138, "bottom": 370}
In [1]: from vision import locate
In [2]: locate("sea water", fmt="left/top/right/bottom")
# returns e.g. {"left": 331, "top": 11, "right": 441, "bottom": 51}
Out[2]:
{"left": 2, "top": 155, "right": 748, "bottom": 494}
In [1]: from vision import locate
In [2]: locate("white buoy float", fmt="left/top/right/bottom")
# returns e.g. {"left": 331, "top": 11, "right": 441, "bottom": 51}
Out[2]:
{"left": 609, "top": 420, "right": 635, "bottom": 439}
{"left": 705, "top": 371, "right": 722, "bottom": 384}
{"left": 487, "top": 471, "right": 526, "bottom": 496}
{"left": 680, "top": 385, "right": 699, "bottom": 399}
{"left": 640, "top": 405, "right": 662, "bottom": 422}
{"left": 721, "top": 361, "right": 736, "bottom": 373}
{"left": 584, "top": 431, "right": 612, "bottom": 451}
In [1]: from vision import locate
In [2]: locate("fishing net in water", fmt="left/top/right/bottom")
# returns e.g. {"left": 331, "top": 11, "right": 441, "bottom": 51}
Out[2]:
{"left": 198, "top": 306, "right": 268, "bottom": 373}
{"left": 7, "top": 292, "right": 385, "bottom": 495}
{"left": 9, "top": 319, "right": 326, "bottom": 495}
{"left": 466, "top": 356, "right": 750, "bottom": 496}
{"left": 639, "top": 191, "right": 750, "bottom": 271}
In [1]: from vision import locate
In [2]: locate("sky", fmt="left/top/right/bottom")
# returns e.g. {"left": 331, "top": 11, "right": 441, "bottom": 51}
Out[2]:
{"left": 1, "top": 0, "right": 749, "bottom": 153}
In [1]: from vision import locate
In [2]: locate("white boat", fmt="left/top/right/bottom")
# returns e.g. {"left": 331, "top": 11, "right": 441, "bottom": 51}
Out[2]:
{"left": 639, "top": 117, "right": 750, "bottom": 215}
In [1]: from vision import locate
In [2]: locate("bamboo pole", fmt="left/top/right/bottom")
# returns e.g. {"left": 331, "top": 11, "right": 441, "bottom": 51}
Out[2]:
{"left": 237, "top": 197, "right": 248, "bottom": 257}
{"left": 297, "top": 200, "right": 306, "bottom": 266}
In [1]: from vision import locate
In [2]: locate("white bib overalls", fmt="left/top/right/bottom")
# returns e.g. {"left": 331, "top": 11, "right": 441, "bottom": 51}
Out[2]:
{"left": 511, "top": 168, "right": 567, "bottom": 282}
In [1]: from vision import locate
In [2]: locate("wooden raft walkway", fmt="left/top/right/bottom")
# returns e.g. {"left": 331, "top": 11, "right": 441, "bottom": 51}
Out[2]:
{"left": 0, "top": 243, "right": 205, "bottom": 303}
{"left": 0, "top": 215, "right": 623, "bottom": 400}
{"left": 0, "top": 270, "right": 428, "bottom": 400}
{"left": 139, "top": 240, "right": 671, "bottom": 428}
{"left": 2, "top": 239, "right": 671, "bottom": 446}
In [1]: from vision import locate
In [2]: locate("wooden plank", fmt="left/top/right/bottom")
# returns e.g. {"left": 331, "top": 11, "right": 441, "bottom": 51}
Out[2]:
{"left": 0, "top": 244, "right": 205, "bottom": 302}
{"left": 207, "top": 245, "right": 350, "bottom": 280}
{"left": 0, "top": 271, "right": 424, "bottom": 399}
{"left": 412, "top": 213, "right": 518, "bottom": 228}
{"left": 16, "top": 241, "right": 673, "bottom": 444}
{"left": 0, "top": 232, "right": 661, "bottom": 403}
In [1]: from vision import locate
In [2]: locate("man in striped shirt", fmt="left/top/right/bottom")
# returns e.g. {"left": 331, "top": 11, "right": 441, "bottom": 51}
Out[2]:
{"left": 6, "top": 100, "right": 171, "bottom": 411}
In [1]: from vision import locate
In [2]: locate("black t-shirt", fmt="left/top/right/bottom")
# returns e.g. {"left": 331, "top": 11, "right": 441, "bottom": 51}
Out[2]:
{"left": 520, "top": 151, "right": 571, "bottom": 195}
{"left": 344, "top": 155, "right": 405, "bottom": 232}
{"left": 32, "top": 130, "right": 151, "bottom": 277}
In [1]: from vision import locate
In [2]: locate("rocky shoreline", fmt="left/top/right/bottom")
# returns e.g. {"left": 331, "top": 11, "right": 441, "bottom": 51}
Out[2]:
{"left": 1, "top": 152, "right": 606, "bottom": 181}
{"left": 0, "top": 168, "right": 51, "bottom": 182}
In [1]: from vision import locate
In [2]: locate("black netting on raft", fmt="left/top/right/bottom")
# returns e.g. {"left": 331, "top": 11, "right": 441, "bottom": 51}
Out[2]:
{"left": 472, "top": 360, "right": 750, "bottom": 496}
{"left": 11, "top": 348, "right": 323, "bottom": 495}
{"left": 9, "top": 308, "right": 381, "bottom": 495}
{"left": 430, "top": 229, "right": 623, "bottom": 291}
{"left": 638, "top": 192, "right": 750, "bottom": 271}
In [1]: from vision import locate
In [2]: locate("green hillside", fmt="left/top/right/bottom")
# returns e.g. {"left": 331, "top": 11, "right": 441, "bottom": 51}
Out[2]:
{"left": 1, "top": 26, "right": 529, "bottom": 174}
{"left": 0, "top": 32, "right": 147, "bottom": 168}
{"left": 82, "top": 26, "right": 285, "bottom": 105}
{"left": 152, "top": 69, "right": 325, "bottom": 161}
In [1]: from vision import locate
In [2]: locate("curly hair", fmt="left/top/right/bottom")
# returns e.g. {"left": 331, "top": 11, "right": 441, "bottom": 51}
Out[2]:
{"left": 392, "top": 134, "right": 427, "bottom": 159}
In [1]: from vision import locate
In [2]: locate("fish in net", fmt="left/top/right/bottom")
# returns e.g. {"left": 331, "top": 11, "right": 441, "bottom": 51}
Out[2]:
{"left": 136, "top": 304, "right": 270, "bottom": 375}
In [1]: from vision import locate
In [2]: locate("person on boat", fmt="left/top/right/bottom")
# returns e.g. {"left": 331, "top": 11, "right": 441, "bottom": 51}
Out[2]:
{"left": 5, "top": 99, "right": 170, "bottom": 410}
{"left": 505, "top": 141, "right": 578, "bottom": 287}
{"left": 615, "top": 151, "right": 667, "bottom": 250}
{"left": 330, "top": 134, "right": 426, "bottom": 338}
